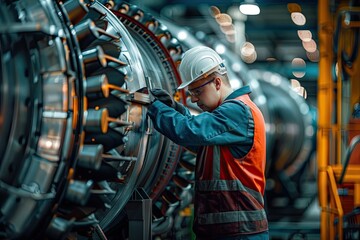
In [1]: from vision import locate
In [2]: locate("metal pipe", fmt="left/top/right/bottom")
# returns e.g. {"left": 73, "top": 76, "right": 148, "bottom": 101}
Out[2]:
{"left": 318, "top": 0, "right": 334, "bottom": 239}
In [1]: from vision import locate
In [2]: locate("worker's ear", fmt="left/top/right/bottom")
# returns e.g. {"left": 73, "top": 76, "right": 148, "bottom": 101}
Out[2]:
{"left": 214, "top": 77, "right": 221, "bottom": 90}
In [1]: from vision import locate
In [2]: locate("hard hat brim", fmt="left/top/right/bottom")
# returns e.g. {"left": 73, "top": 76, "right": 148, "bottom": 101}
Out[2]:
{"left": 177, "top": 79, "right": 195, "bottom": 90}
{"left": 177, "top": 64, "right": 226, "bottom": 90}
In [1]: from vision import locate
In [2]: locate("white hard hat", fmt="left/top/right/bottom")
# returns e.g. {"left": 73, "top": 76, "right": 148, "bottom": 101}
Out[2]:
{"left": 177, "top": 46, "right": 226, "bottom": 90}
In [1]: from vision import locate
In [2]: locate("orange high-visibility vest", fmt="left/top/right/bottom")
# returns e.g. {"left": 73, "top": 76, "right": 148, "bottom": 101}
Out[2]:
{"left": 193, "top": 94, "right": 268, "bottom": 238}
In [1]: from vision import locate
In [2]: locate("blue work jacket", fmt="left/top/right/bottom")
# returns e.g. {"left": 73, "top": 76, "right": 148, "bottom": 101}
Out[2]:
{"left": 147, "top": 86, "right": 254, "bottom": 158}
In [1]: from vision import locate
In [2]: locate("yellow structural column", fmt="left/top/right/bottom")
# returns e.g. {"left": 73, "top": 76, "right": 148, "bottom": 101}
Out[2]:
{"left": 317, "top": 0, "right": 334, "bottom": 239}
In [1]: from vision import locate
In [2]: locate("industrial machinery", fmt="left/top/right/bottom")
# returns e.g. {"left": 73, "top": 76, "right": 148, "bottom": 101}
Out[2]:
{"left": 317, "top": 0, "right": 360, "bottom": 239}
{"left": 0, "top": 0, "right": 187, "bottom": 239}
{"left": 0, "top": 0, "right": 325, "bottom": 239}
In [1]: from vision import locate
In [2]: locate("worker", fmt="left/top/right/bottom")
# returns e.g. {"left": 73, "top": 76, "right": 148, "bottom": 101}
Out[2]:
{"left": 147, "top": 46, "right": 269, "bottom": 240}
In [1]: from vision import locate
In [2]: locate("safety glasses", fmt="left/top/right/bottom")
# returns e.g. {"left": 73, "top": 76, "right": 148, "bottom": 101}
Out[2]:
{"left": 187, "top": 78, "right": 215, "bottom": 97}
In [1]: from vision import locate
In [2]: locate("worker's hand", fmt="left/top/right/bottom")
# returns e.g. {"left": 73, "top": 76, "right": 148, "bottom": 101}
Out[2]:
{"left": 150, "top": 88, "right": 175, "bottom": 108}
{"left": 150, "top": 88, "right": 187, "bottom": 115}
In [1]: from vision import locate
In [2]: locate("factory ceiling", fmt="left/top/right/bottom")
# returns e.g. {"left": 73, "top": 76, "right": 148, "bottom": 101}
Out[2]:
{"left": 128, "top": 0, "right": 320, "bottom": 100}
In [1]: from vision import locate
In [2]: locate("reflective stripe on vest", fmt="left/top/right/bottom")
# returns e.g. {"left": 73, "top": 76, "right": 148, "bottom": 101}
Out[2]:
{"left": 195, "top": 179, "right": 264, "bottom": 205}
{"left": 212, "top": 145, "right": 221, "bottom": 178}
{"left": 198, "top": 209, "right": 267, "bottom": 225}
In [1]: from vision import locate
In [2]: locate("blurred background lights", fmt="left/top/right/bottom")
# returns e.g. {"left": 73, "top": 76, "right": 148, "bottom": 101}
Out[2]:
{"left": 230, "top": 79, "right": 241, "bottom": 89}
{"left": 291, "top": 12, "right": 306, "bottom": 25}
{"left": 220, "top": 24, "right": 235, "bottom": 34}
{"left": 292, "top": 58, "right": 306, "bottom": 68}
{"left": 215, "top": 44, "right": 226, "bottom": 54}
{"left": 297, "top": 30, "right": 312, "bottom": 42}
{"left": 210, "top": 5, "right": 221, "bottom": 17}
{"left": 293, "top": 71, "right": 306, "bottom": 79}
{"left": 215, "top": 13, "right": 233, "bottom": 25}
{"left": 241, "top": 42, "right": 255, "bottom": 56}
{"left": 291, "top": 79, "right": 307, "bottom": 99}
{"left": 226, "top": 34, "right": 236, "bottom": 43}
{"left": 291, "top": 79, "right": 301, "bottom": 88}
{"left": 269, "top": 73, "right": 282, "bottom": 86}
{"left": 231, "top": 62, "right": 242, "bottom": 72}
{"left": 240, "top": 41, "right": 257, "bottom": 63}
{"left": 335, "top": 62, "right": 339, "bottom": 77}
{"left": 239, "top": 0, "right": 260, "bottom": 15}
{"left": 292, "top": 57, "right": 306, "bottom": 78}
{"left": 302, "top": 39, "right": 317, "bottom": 52}
{"left": 295, "top": 87, "right": 308, "bottom": 99}
{"left": 287, "top": 3, "right": 302, "bottom": 13}
{"left": 306, "top": 49, "right": 319, "bottom": 62}
{"left": 266, "top": 57, "right": 277, "bottom": 61}
{"left": 195, "top": 31, "right": 206, "bottom": 40}
{"left": 177, "top": 30, "right": 188, "bottom": 40}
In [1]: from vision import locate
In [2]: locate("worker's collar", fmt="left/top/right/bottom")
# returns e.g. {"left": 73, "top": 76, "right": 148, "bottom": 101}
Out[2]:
{"left": 225, "top": 85, "right": 252, "bottom": 100}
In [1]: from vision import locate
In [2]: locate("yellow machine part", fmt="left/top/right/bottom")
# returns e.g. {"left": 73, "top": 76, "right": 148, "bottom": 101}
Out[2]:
{"left": 318, "top": 0, "right": 360, "bottom": 239}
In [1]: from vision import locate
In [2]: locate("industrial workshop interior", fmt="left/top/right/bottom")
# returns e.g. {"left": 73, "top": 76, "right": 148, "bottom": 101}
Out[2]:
{"left": 0, "top": 0, "right": 359, "bottom": 239}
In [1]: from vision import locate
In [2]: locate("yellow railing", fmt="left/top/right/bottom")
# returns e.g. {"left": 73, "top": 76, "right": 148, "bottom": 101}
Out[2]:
{"left": 327, "top": 166, "right": 344, "bottom": 240}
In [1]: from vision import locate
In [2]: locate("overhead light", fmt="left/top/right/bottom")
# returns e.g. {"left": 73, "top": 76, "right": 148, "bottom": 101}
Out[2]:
{"left": 239, "top": 0, "right": 260, "bottom": 15}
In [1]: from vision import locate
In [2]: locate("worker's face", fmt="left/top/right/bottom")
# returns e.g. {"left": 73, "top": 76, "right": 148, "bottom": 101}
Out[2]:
{"left": 187, "top": 75, "right": 220, "bottom": 112}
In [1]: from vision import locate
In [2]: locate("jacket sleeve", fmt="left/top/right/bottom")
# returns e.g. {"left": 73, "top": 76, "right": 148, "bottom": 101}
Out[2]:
{"left": 147, "top": 100, "right": 253, "bottom": 154}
